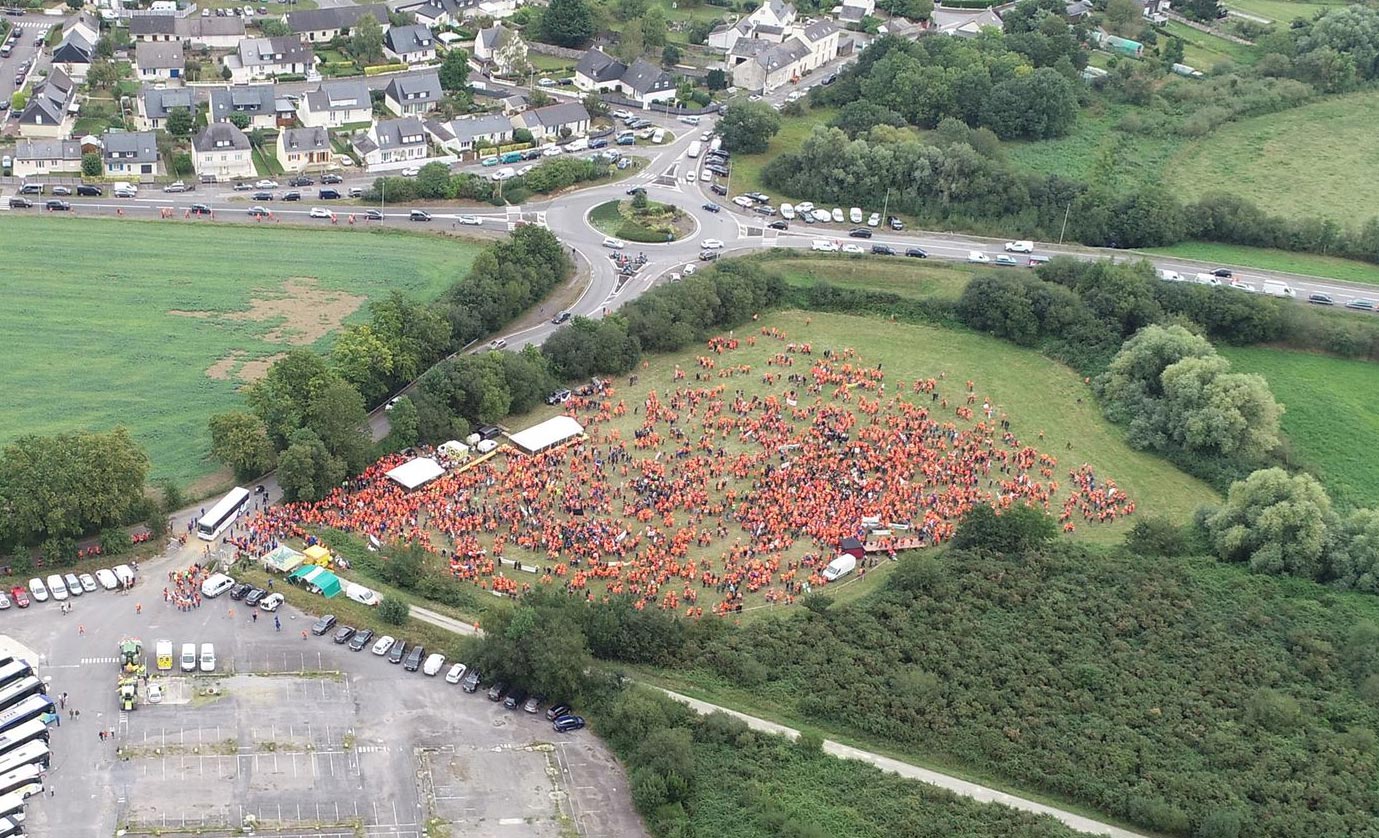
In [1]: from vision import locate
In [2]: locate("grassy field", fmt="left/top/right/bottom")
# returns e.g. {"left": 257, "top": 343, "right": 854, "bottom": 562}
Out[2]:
{"left": 757, "top": 254, "right": 978, "bottom": 302}
{"left": 1005, "top": 105, "right": 1184, "bottom": 191}
{"left": 1159, "top": 20, "right": 1259, "bottom": 69}
{"left": 1222, "top": 346, "right": 1379, "bottom": 507}
{"left": 1143, "top": 241, "right": 1379, "bottom": 285}
{"left": 727, "top": 107, "right": 837, "bottom": 204}
{"left": 1223, "top": 0, "right": 1341, "bottom": 22}
{"left": 0, "top": 217, "right": 481, "bottom": 487}
{"left": 1167, "top": 90, "right": 1379, "bottom": 223}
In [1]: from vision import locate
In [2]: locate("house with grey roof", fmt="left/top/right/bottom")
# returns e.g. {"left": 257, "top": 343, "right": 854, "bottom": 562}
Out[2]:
{"left": 177, "top": 15, "right": 247, "bottom": 48}
{"left": 573, "top": 49, "right": 675, "bottom": 105}
{"left": 135, "top": 40, "right": 185, "bottom": 80}
{"left": 728, "top": 17, "right": 839, "bottom": 93}
{"left": 50, "top": 31, "right": 94, "bottom": 82}
{"left": 137, "top": 85, "right": 195, "bottom": 131}
{"left": 277, "top": 126, "right": 334, "bottom": 172}
{"left": 17, "top": 69, "right": 77, "bottom": 139}
{"left": 384, "top": 72, "right": 442, "bottom": 117}
{"left": 298, "top": 79, "right": 373, "bottom": 128}
{"left": 284, "top": 4, "right": 389, "bottom": 42}
{"left": 709, "top": 0, "right": 797, "bottom": 51}
{"left": 209, "top": 85, "right": 280, "bottom": 130}
{"left": 393, "top": 0, "right": 476, "bottom": 28}
{"left": 12, "top": 139, "right": 83, "bottom": 179}
{"left": 192, "top": 122, "right": 255, "bottom": 180}
{"left": 225, "top": 37, "right": 314, "bottom": 83}
{"left": 573, "top": 48, "right": 625, "bottom": 91}
{"left": 424, "top": 113, "right": 513, "bottom": 156}
{"left": 102, "top": 130, "right": 162, "bottom": 178}
{"left": 130, "top": 13, "right": 178, "bottom": 41}
{"left": 384, "top": 24, "right": 436, "bottom": 65}
{"left": 351, "top": 116, "right": 431, "bottom": 170}
{"left": 514, "top": 101, "right": 590, "bottom": 140}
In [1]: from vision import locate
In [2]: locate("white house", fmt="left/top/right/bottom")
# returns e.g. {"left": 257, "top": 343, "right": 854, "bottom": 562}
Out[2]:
{"left": 383, "top": 24, "right": 436, "bottom": 65}
{"left": 12, "top": 139, "right": 83, "bottom": 178}
{"left": 134, "top": 40, "right": 185, "bottom": 81}
{"left": 424, "top": 112, "right": 512, "bottom": 156}
{"left": 392, "top": 0, "right": 475, "bottom": 28}
{"left": 283, "top": 4, "right": 389, "bottom": 42}
{"left": 708, "top": 0, "right": 797, "bottom": 52}
{"left": 192, "top": 122, "right": 256, "bottom": 181}
{"left": 297, "top": 79, "right": 373, "bottom": 128}
{"left": 384, "top": 72, "right": 442, "bottom": 116}
{"left": 351, "top": 116, "right": 431, "bottom": 170}
{"left": 209, "top": 85, "right": 280, "bottom": 130}
{"left": 225, "top": 37, "right": 314, "bottom": 83}
{"left": 63, "top": 11, "right": 100, "bottom": 49}
{"left": 177, "top": 15, "right": 247, "bottom": 48}
{"left": 514, "top": 102, "right": 590, "bottom": 140}
{"left": 102, "top": 130, "right": 162, "bottom": 178}
{"left": 137, "top": 85, "right": 195, "bottom": 131}
{"left": 50, "top": 32, "right": 94, "bottom": 83}
{"left": 728, "top": 18, "right": 840, "bottom": 93}
{"left": 474, "top": 24, "right": 527, "bottom": 75}
{"left": 276, "top": 125, "right": 334, "bottom": 172}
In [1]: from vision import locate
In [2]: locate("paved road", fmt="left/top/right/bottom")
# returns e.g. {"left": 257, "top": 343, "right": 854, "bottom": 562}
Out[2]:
{"left": 0, "top": 12, "right": 53, "bottom": 128}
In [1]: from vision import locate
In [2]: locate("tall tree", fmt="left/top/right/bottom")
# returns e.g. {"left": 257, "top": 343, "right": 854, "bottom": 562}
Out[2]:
{"left": 439, "top": 48, "right": 472, "bottom": 91}
{"left": 305, "top": 376, "right": 372, "bottom": 475}
{"left": 349, "top": 13, "right": 386, "bottom": 64}
{"left": 1206, "top": 468, "right": 1335, "bottom": 579}
{"left": 717, "top": 101, "right": 782, "bottom": 153}
{"left": 166, "top": 107, "right": 194, "bottom": 138}
{"left": 208, "top": 412, "right": 277, "bottom": 481}
{"left": 246, "top": 349, "right": 333, "bottom": 449}
{"left": 541, "top": 0, "right": 595, "bottom": 47}
{"left": 275, "top": 428, "right": 345, "bottom": 503}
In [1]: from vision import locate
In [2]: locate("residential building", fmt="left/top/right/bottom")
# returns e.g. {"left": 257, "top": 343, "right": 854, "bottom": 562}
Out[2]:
{"left": 63, "top": 11, "right": 100, "bottom": 48}
{"left": 574, "top": 49, "right": 676, "bottom": 105}
{"left": 424, "top": 112, "right": 512, "bottom": 156}
{"left": 128, "top": 14, "right": 178, "bottom": 41}
{"left": 930, "top": 7, "right": 1002, "bottom": 36}
{"left": 102, "top": 130, "right": 162, "bottom": 177}
{"left": 209, "top": 85, "right": 279, "bottom": 130}
{"left": 137, "top": 85, "right": 195, "bottom": 131}
{"left": 225, "top": 37, "right": 314, "bottom": 83}
{"left": 351, "top": 116, "right": 431, "bottom": 169}
{"left": 177, "top": 15, "right": 247, "bottom": 48}
{"left": 297, "top": 79, "right": 373, "bottom": 128}
{"left": 384, "top": 72, "right": 442, "bottom": 116}
{"left": 50, "top": 31, "right": 94, "bottom": 83}
{"left": 838, "top": 0, "right": 872, "bottom": 26}
{"left": 727, "top": 18, "right": 839, "bottom": 93}
{"left": 284, "top": 4, "right": 389, "bottom": 42}
{"left": 573, "top": 48, "right": 624, "bottom": 91}
{"left": 514, "top": 101, "right": 590, "bottom": 140}
{"left": 384, "top": 24, "right": 436, "bottom": 65}
{"left": 134, "top": 40, "right": 184, "bottom": 80}
{"left": 192, "top": 122, "right": 255, "bottom": 180}
{"left": 393, "top": 0, "right": 475, "bottom": 28}
{"left": 474, "top": 24, "right": 526, "bottom": 74}
{"left": 16, "top": 69, "right": 77, "bottom": 139}
{"left": 12, "top": 139, "right": 83, "bottom": 178}
{"left": 277, "top": 125, "right": 334, "bottom": 172}
{"left": 708, "top": 0, "right": 797, "bottom": 51}
{"left": 1140, "top": 0, "right": 1170, "bottom": 22}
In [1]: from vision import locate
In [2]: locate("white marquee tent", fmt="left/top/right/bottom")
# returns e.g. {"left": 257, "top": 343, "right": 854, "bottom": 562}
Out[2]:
{"left": 385, "top": 456, "right": 446, "bottom": 490}
{"left": 508, "top": 416, "right": 585, "bottom": 455}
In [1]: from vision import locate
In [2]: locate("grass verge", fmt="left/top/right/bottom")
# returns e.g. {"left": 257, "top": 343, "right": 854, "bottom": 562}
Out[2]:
{"left": 1141, "top": 241, "right": 1379, "bottom": 285}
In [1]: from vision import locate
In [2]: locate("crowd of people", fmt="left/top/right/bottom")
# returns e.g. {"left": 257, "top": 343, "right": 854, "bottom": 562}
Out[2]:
{"left": 230, "top": 327, "right": 1135, "bottom": 616}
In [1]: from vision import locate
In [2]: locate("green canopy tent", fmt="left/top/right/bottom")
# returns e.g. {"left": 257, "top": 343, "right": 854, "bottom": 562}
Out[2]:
{"left": 289, "top": 564, "right": 342, "bottom": 598}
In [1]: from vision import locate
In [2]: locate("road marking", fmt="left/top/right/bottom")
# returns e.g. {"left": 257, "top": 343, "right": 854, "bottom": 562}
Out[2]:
{"left": 80, "top": 656, "right": 120, "bottom": 665}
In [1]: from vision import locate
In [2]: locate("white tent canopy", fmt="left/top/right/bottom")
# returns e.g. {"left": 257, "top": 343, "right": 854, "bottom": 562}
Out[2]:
{"left": 386, "top": 456, "right": 445, "bottom": 490}
{"left": 509, "top": 415, "right": 585, "bottom": 455}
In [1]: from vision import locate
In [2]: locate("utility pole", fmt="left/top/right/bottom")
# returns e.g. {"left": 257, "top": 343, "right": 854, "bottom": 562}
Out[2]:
{"left": 881, "top": 188, "right": 890, "bottom": 227}
{"left": 1058, "top": 201, "right": 1071, "bottom": 245}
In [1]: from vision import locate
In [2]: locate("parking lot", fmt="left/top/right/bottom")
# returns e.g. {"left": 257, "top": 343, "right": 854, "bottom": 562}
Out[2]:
{"left": 1, "top": 552, "right": 644, "bottom": 837}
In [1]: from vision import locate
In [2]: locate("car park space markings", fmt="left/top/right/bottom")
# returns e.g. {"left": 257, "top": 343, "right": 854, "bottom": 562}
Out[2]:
{"left": 80, "top": 656, "right": 120, "bottom": 665}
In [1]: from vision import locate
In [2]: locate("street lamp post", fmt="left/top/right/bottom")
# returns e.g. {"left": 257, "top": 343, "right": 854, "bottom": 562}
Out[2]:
{"left": 1058, "top": 201, "right": 1072, "bottom": 245}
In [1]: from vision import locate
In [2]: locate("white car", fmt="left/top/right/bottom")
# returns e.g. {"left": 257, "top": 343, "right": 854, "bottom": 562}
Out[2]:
{"left": 613, "top": 109, "right": 633, "bottom": 119}
{"left": 163, "top": 181, "right": 187, "bottom": 193}
{"left": 63, "top": 573, "right": 81, "bottom": 596}
{"left": 491, "top": 167, "right": 516, "bottom": 181}
{"left": 732, "top": 195, "right": 755, "bottom": 208}
{"left": 811, "top": 240, "right": 839, "bottom": 253}
{"left": 685, "top": 171, "right": 696, "bottom": 183}
{"left": 458, "top": 215, "right": 482, "bottom": 225}
{"left": 27, "top": 578, "right": 47, "bottom": 602}
{"left": 201, "top": 572, "right": 236, "bottom": 598}
{"left": 796, "top": 201, "right": 815, "bottom": 214}
{"left": 95, "top": 568, "right": 118, "bottom": 590}
{"left": 841, "top": 243, "right": 864, "bottom": 254}
{"left": 780, "top": 203, "right": 795, "bottom": 220}
{"left": 47, "top": 575, "right": 68, "bottom": 601}
{"left": 867, "top": 212, "right": 880, "bottom": 227}
{"left": 488, "top": 338, "right": 508, "bottom": 350}
{"left": 78, "top": 573, "right": 97, "bottom": 593}
{"left": 372, "top": 635, "right": 396, "bottom": 655}
{"left": 400, "top": 167, "right": 420, "bottom": 177}
{"left": 701, "top": 238, "right": 724, "bottom": 249}
{"left": 308, "top": 206, "right": 335, "bottom": 219}
{"left": 968, "top": 251, "right": 991, "bottom": 263}
{"left": 538, "top": 77, "right": 556, "bottom": 87}
{"left": 683, "top": 264, "right": 697, "bottom": 275}
{"left": 146, "top": 683, "right": 163, "bottom": 704}
{"left": 259, "top": 592, "right": 285, "bottom": 612}
{"left": 345, "top": 583, "right": 379, "bottom": 606}
{"left": 700, "top": 130, "right": 712, "bottom": 141}
{"left": 477, "top": 439, "right": 498, "bottom": 454}
{"left": 1003, "top": 240, "right": 1034, "bottom": 253}
{"left": 831, "top": 208, "right": 844, "bottom": 223}
{"left": 602, "top": 237, "right": 625, "bottom": 249}
{"left": 542, "top": 145, "right": 563, "bottom": 157}
{"left": 254, "top": 179, "right": 278, "bottom": 189}
{"left": 445, "top": 663, "right": 467, "bottom": 684}
{"left": 849, "top": 207, "right": 863, "bottom": 224}
{"left": 813, "top": 209, "right": 832, "bottom": 223}
{"left": 422, "top": 653, "right": 446, "bottom": 676}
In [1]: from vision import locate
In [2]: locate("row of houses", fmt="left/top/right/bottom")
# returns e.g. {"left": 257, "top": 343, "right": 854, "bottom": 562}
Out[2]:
{"left": 703, "top": 0, "right": 843, "bottom": 94}
{"left": 12, "top": 131, "right": 159, "bottom": 178}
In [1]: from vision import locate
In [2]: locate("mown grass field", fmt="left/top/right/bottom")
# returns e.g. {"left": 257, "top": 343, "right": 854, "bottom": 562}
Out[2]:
{"left": 0, "top": 217, "right": 481, "bottom": 487}
{"left": 1167, "top": 91, "right": 1379, "bottom": 223}
{"left": 1159, "top": 20, "right": 1259, "bottom": 69}
{"left": 727, "top": 107, "right": 838, "bottom": 204}
{"left": 756, "top": 254, "right": 978, "bottom": 302}
{"left": 1222, "top": 346, "right": 1379, "bottom": 507}
{"left": 1143, "top": 241, "right": 1379, "bottom": 285}
{"left": 1223, "top": 0, "right": 1341, "bottom": 22}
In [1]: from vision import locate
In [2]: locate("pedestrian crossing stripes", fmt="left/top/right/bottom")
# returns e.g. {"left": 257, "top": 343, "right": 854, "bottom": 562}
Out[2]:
{"left": 81, "top": 656, "right": 120, "bottom": 665}
{"left": 354, "top": 745, "right": 388, "bottom": 754}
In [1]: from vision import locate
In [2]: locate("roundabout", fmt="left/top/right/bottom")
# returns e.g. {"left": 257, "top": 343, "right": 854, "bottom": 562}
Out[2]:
{"left": 586, "top": 196, "right": 698, "bottom": 244}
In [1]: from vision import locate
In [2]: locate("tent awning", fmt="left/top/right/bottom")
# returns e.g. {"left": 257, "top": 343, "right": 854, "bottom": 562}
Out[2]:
{"left": 509, "top": 416, "right": 584, "bottom": 454}
{"left": 385, "top": 456, "right": 446, "bottom": 490}
{"left": 261, "top": 545, "right": 305, "bottom": 573}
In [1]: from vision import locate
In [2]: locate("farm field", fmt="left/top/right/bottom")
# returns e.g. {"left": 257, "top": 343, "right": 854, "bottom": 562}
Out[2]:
{"left": 757, "top": 254, "right": 977, "bottom": 302}
{"left": 0, "top": 217, "right": 481, "bottom": 487}
{"left": 1167, "top": 91, "right": 1379, "bottom": 223}
{"left": 1159, "top": 20, "right": 1259, "bottom": 69}
{"left": 1143, "top": 241, "right": 1379, "bottom": 285}
{"left": 1223, "top": 0, "right": 1341, "bottom": 22}
{"left": 1221, "top": 346, "right": 1379, "bottom": 507}
{"left": 1004, "top": 105, "right": 1184, "bottom": 191}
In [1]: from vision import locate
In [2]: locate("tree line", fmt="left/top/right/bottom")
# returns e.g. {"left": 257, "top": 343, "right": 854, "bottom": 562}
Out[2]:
{"left": 362, "top": 158, "right": 616, "bottom": 207}
{"left": 210, "top": 226, "right": 572, "bottom": 500}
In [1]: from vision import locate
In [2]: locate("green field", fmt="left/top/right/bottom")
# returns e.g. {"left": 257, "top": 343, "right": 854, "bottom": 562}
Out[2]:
{"left": 727, "top": 108, "right": 838, "bottom": 203}
{"left": 758, "top": 254, "right": 977, "bottom": 301}
{"left": 1168, "top": 91, "right": 1379, "bottom": 223}
{"left": 0, "top": 217, "right": 481, "bottom": 487}
{"left": 1143, "top": 241, "right": 1379, "bottom": 285}
{"left": 1222, "top": 346, "right": 1379, "bottom": 507}
{"left": 1005, "top": 105, "right": 1184, "bottom": 191}
{"left": 1159, "top": 20, "right": 1259, "bottom": 69}
{"left": 1223, "top": 0, "right": 1340, "bottom": 22}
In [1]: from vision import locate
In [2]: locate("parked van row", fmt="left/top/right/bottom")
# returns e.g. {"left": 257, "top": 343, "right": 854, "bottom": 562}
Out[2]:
{"left": 17, "top": 565, "right": 135, "bottom": 608}
{"left": 174, "top": 642, "right": 216, "bottom": 673}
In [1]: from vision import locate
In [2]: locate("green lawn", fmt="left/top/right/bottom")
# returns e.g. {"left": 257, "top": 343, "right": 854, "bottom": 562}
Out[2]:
{"left": 759, "top": 254, "right": 978, "bottom": 302}
{"left": 1005, "top": 104, "right": 1184, "bottom": 191}
{"left": 1223, "top": 0, "right": 1340, "bottom": 22}
{"left": 728, "top": 107, "right": 836, "bottom": 203}
{"left": 1167, "top": 90, "right": 1379, "bottom": 223}
{"left": 1221, "top": 346, "right": 1379, "bottom": 507}
{"left": 0, "top": 217, "right": 482, "bottom": 487}
{"left": 1159, "top": 20, "right": 1259, "bottom": 69}
{"left": 1143, "top": 242, "right": 1379, "bottom": 285}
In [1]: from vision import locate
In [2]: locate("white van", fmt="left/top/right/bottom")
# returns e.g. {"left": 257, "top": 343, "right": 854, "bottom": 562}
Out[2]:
{"left": 1262, "top": 280, "right": 1296, "bottom": 298}
{"left": 200, "top": 573, "right": 235, "bottom": 598}
{"left": 678, "top": 115, "right": 701, "bottom": 126}
{"left": 823, "top": 554, "right": 856, "bottom": 581}
{"left": 345, "top": 583, "right": 379, "bottom": 607}
{"left": 780, "top": 203, "right": 795, "bottom": 220}
{"left": 45, "top": 575, "right": 67, "bottom": 601}
{"left": 156, "top": 640, "right": 174, "bottom": 671}
{"left": 113, "top": 564, "right": 135, "bottom": 587}
{"left": 849, "top": 207, "right": 863, "bottom": 224}
{"left": 180, "top": 643, "right": 197, "bottom": 673}
{"left": 199, "top": 643, "right": 215, "bottom": 673}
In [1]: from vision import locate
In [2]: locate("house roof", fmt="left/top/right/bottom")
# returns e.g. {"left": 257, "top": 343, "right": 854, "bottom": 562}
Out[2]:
{"left": 476, "top": 23, "right": 505, "bottom": 52}
{"left": 178, "top": 15, "right": 247, "bottom": 38}
{"left": 239, "top": 36, "right": 314, "bottom": 67}
{"left": 621, "top": 58, "right": 673, "bottom": 96}
{"left": 370, "top": 116, "right": 428, "bottom": 148}
{"left": 102, "top": 130, "right": 159, "bottom": 163}
{"left": 285, "top": 3, "right": 388, "bottom": 33}
{"left": 304, "top": 79, "right": 371, "bottom": 113}
{"left": 142, "top": 85, "right": 195, "bottom": 119}
{"left": 280, "top": 125, "right": 331, "bottom": 151}
{"left": 193, "top": 122, "right": 251, "bottom": 153}
{"left": 575, "top": 48, "right": 625, "bottom": 83}
{"left": 52, "top": 36, "right": 93, "bottom": 64}
{"left": 398, "top": 0, "right": 471, "bottom": 22}
{"left": 19, "top": 71, "right": 76, "bottom": 125}
{"left": 437, "top": 113, "right": 512, "bottom": 143}
{"left": 754, "top": 36, "right": 810, "bottom": 71}
{"left": 800, "top": 18, "right": 839, "bottom": 42}
{"left": 385, "top": 24, "right": 434, "bottom": 55}
{"left": 210, "top": 84, "right": 278, "bottom": 120}
{"left": 838, "top": 4, "right": 864, "bottom": 21}
{"left": 524, "top": 101, "right": 590, "bottom": 129}
{"left": 15, "top": 139, "right": 82, "bottom": 162}
{"left": 385, "top": 71, "right": 442, "bottom": 104}
{"left": 135, "top": 40, "right": 184, "bottom": 70}
{"left": 129, "top": 14, "right": 177, "bottom": 35}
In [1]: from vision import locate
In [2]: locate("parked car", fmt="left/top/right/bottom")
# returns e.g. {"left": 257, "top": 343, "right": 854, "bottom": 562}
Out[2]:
{"left": 848, "top": 228, "right": 871, "bottom": 238}
{"left": 244, "top": 587, "right": 266, "bottom": 606}
{"left": 811, "top": 240, "right": 839, "bottom": 253}
{"left": 602, "top": 237, "right": 625, "bottom": 249}
{"left": 27, "top": 578, "right": 47, "bottom": 602}
{"left": 259, "top": 593, "right": 285, "bottom": 611}
{"left": 545, "top": 703, "right": 572, "bottom": 721}
{"left": 321, "top": 173, "right": 343, "bottom": 184}
{"left": 461, "top": 669, "right": 482, "bottom": 692}
{"left": 699, "top": 250, "right": 720, "bottom": 261}
{"left": 905, "top": 247, "right": 928, "bottom": 258}
{"left": 841, "top": 243, "right": 864, "bottom": 255}
{"left": 1210, "top": 268, "right": 1233, "bottom": 278}
{"left": 423, "top": 653, "right": 446, "bottom": 676}
{"left": 8, "top": 587, "right": 27, "bottom": 609}
{"left": 247, "top": 206, "right": 270, "bottom": 217}
{"left": 311, "top": 614, "right": 337, "bottom": 636}
{"left": 163, "top": 181, "right": 188, "bottom": 193}
{"left": 968, "top": 251, "right": 990, "bottom": 263}
{"left": 372, "top": 634, "right": 395, "bottom": 655}
{"left": 545, "top": 388, "right": 572, "bottom": 405}
{"left": 445, "top": 663, "right": 467, "bottom": 684}
{"left": 1003, "top": 240, "right": 1034, "bottom": 253}
{"left": 251, "top": 191, "right": 273, "bottom": 201}
{"left": 487, "top": 681, "right": 509, "bottom": 702}
{"left": 289, "top": 176, "right": 314, "bottom": 187}
{"left": 710, "top": 183, "right": 728, "bottom": 196}
{"left": 18, "top": 183, "right": 43, "bottom": 194}
{"left": 332, "top": 625, "right": 355, "bottom": 644}
{"left": 504, "top": 688, "right": 528, "bottom": 710}
{"left": 523, "top": 695, "right": 543, "bottom": 713}
{"left": 95, "top": 568, "right": 118, "bottom": 590}
{"left": 701, "top": 238, "right": 724, "bottom": 249}
{"left": 78, "top": 573, "right": 97, "bottom": 593}
{"left": 348, "top": 187, "right": 364, "bottom": 198}
{"left": 403, "top": 645, "right": 426, "bottom": 671}
{"left": 459, "top": 214, "right": 482, "bottom": 225}
{"left": 768, "top": 220, "right": 788, "bottom": 230}
{"left": 254, "top": 179, "right": 279, "bottom": 188}
{"left": 229, "top": 583, "right": 252, "bottom": 600}
{"left": 552, "top": 715, "right": 586, "bottom": 733}
{"left": 7, "top": 197, "right": 31, "bottom": 209}
{"left": 388, "top": 640, "right": 408, "bottom": 664}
